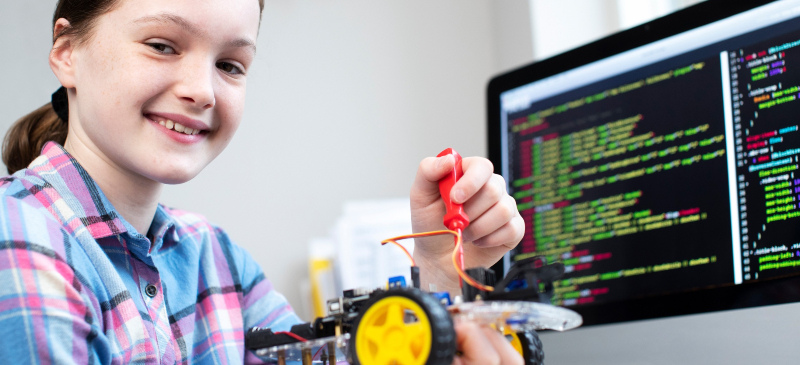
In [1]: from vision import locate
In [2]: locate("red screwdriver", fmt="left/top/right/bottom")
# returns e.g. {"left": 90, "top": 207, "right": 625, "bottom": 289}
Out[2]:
{"left": 437, "top": 148, "right": 471, "bottom": 284}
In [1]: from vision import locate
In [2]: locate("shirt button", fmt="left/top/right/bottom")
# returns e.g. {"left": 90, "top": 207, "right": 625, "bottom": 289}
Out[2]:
{"left": 145, "top": 284, "right": 158, "bottom": 298}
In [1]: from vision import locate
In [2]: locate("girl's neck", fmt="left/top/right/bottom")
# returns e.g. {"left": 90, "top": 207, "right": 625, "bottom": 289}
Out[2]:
{"left": 63, "top": 133, "right": 162, "bottom": 237}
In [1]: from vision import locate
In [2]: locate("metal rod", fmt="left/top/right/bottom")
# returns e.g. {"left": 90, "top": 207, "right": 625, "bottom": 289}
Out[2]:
{"left": 302, "top": 348, "right": 312, "bottom": 365}
{"left": 328, "top": 341, "right": 337, "bottom": 364}
{"left": 277, "top": 350, "right": 286, "bottom": 365}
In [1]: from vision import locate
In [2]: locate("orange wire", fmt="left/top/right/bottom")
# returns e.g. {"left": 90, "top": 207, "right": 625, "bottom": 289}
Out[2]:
{"left": 450, "top": 233, "right": 494, "bottom": 292}
{"left": 381, "top": 239, "right": 416, "bottom": 266}
{"left": 381, "top": 230, "right": 494, "bottom": 293}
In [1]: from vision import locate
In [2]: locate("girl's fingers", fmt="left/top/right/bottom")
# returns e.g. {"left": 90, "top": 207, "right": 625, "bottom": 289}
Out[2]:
{"left": 480, "top": 327, "right": 525, "bottom": 365}
{"left": 462, "top": 174, "right": 508, "bottom": 222}
{"left": 411, "top": 154, "right": 456, "bottom": 206}
{"left": 453, "top": 321, "right": 525, "bottom": 365}
{"left": 471, "top": 214, "right": 525, "bottom": 249}
{"left": 451, "top": 157, "right": 494, "bottom": 204}
{"left": 454, "top": 321, "right": 501, "bottom": 365}
{"left": 463, "top": 195, "right": 520, "bottom": 244}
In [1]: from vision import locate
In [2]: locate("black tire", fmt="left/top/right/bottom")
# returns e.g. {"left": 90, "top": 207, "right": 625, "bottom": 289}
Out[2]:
{"left": 518, "top": 330, "right": 544, "bottom": 365}
{"left": 347, "top": 287, "right": 456, "bottom": 365}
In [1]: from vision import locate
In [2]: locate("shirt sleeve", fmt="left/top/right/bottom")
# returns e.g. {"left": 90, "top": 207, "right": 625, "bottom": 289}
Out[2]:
{"left": 0, "top": 196, "right": 110, "bottom": 364}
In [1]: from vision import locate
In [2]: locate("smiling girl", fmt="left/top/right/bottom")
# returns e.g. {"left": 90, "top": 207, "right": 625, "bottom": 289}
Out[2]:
{"left": 0, "top": 1, "right": 525, "bottom": 364}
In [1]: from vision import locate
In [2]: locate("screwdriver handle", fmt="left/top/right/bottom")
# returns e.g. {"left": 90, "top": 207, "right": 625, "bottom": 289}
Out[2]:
{"left": 437, "top": 148, "right": 470, "bottom": 231}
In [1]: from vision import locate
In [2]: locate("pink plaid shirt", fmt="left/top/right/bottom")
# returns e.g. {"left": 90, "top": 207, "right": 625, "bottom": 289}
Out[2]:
{"left": 0, "top": 142, "right": 300, "bottom": 364}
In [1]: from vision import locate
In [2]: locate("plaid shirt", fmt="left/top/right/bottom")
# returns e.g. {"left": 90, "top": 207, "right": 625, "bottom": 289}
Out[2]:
{"left": 0, "top": 142, "right": 300, "bottom": 364}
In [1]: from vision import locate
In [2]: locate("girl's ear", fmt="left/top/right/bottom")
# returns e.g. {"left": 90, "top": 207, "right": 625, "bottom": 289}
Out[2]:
{"left": 50, "top": 18, "right": 77, "bottom": 89}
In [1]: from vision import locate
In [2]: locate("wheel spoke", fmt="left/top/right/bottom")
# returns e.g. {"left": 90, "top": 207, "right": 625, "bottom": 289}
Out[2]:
{"left": 404, "top": 322, "right": 426, "bottom": 340}
{"left": 398, "top": 347, "right": 421, "bottom": 364}
{"left": 385, "top": 303, "right": 406, "bottom": 328}
{"left": 364, "top": 325, "right": 384, "bottom": 345}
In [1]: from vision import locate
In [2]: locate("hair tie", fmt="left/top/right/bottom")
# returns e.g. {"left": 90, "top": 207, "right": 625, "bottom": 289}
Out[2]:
{"left": 51, "top": 86, "right": 69, "bottom": 123}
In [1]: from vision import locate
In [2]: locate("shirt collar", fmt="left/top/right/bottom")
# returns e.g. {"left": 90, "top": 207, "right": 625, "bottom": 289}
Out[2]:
{"left": 23, "top": 142, "right": 174, "bottom": 243}
{"left": 148, "top": 204, "right": 178, "bottom": 253}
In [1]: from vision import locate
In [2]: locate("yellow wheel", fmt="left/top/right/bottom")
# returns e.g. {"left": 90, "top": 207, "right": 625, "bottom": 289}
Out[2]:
{"left": 504, "top": 328, "right": 524, "bottom": 356}
{"left": 356, "top": 296, "right": 431, "bottom": 365}
{"left": 349, "top": 287, "right": 455, "bottom": 365}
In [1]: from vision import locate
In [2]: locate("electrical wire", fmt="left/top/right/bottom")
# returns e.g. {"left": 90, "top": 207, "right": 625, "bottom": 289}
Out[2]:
{"left": 450, "top": 231, "right": 494, "bottom": 292}
{"left": 312, "top": 344, "right": 325, "bottom": 361}
{"left": 380, "top": 239, "right": 416, "bottom": 267}
{"left": 381, "top": 230, "right": 458, "bottom": 268}
{"left": 274, "top": 331, "right": 307, "bottom": 342}
{"left": 381, "top": 230, "right": 494, "bottom": 293}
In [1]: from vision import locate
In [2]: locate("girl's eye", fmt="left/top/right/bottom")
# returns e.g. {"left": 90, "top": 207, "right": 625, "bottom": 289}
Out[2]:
{"left": 216, "top": 62, "right": 244, "bottom": 75}
{"left": 147, "top": 42, "right": 176, "bottom": 55}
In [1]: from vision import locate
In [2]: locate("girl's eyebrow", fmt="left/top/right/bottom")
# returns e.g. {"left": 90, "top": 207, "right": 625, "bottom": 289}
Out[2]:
{"left": 133, "top": 13, "right": 257, "bottom": 54}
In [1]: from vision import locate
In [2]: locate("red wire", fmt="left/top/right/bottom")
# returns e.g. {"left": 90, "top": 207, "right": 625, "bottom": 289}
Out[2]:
{"left": 313, "top": 344, "right": 325, "bottom": 360}
{"left": 456, "top": 228, "right": 464, "bottom": 286}
{"left": 275, "top": 331, "right": 307, "bottom": 342}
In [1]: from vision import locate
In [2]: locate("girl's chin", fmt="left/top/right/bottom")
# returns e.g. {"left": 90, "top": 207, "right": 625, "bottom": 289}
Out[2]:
{"left": 157, "top": 176, "right": 197, "bottom": 185}
{"left": 141, "top": 164, "right": 205, "bottom": 185}
{"left": 125, "top": 146, "right": 214, "bottom": 185}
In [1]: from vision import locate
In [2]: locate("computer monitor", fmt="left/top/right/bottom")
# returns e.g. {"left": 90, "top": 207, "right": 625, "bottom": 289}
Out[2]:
{"left": 488, "top": 0, "right": 800, "bottom": 325}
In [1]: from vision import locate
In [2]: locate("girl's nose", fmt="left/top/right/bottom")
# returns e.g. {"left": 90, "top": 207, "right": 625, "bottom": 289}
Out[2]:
{"left": 174, "top": 57, "right": 216, "bottom": 110}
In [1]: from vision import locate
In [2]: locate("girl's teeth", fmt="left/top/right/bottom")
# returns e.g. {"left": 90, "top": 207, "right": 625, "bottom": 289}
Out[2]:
{"left": 156, "top": 118, "right": 201, "bottom": 135}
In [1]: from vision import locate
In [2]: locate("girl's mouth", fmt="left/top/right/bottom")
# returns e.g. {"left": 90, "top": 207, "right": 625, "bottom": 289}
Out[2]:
{"left": 148, "top": 115, "right": 204, "bottom": 135}
{"left": 145, "top": 113, "right": 209, "bottom": 144}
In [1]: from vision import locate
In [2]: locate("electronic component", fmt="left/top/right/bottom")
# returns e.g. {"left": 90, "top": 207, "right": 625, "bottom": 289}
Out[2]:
{"left": 431, "top": 291, "right": 452, "bottom": 306}
{"left": 388, "top": 276, "right": 406, "bottom": 288}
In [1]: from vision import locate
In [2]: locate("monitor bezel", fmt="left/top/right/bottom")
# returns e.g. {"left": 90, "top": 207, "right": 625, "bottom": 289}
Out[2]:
{"left": 486, "top": 0, "right": 800, "bottom": 326}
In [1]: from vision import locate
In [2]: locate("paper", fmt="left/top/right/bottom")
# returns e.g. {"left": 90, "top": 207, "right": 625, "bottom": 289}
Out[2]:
{"left": 332, "top": 198, "right": 414, "bottom": 292}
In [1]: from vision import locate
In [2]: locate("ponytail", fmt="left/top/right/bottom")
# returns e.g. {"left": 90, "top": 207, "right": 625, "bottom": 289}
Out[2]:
{"left": 2, "top": 104, "right": 68, "bottom": 174}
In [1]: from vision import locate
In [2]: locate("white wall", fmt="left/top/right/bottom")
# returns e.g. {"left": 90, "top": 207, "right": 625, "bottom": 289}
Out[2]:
{"left": 530, "top": 0, "right": 621, "bottom": 61}
{"left": 0, "top": 1, "right": 62, "bottom": 117}
{"left": 529, "top": 0, "right": 706, "bottom": 60}
{"left": 492, "top": 0, "right": 536, "bottom": 72}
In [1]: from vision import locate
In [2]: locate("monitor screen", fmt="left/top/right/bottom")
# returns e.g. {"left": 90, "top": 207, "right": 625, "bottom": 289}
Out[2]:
{"left": 489, "top": 0, "right": 800, "bottom": 324}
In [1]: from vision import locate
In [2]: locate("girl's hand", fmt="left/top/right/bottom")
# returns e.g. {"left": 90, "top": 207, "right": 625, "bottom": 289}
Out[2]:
{"left": 452, "top": 321, "right": 524, "bottom": 365}
{"left": 410, "top": 154, "right": 524, "bottom": 294}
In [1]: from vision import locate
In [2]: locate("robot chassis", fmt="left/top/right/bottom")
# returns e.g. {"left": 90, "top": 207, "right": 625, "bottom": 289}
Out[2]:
{"left": 245, "top": 149, "right": 582, "bottom": 365}
{"left": 246, "top": 257, "right": 580, "bottom": 365}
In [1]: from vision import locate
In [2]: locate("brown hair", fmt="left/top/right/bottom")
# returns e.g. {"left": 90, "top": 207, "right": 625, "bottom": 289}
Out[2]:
{"left": 2, "top": 0, "right": 266, "bottom": 174}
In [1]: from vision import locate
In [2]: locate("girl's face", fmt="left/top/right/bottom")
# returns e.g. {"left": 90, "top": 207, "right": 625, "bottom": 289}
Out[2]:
{"left": 64, "top": 0, "right": 261, "bottom": 184}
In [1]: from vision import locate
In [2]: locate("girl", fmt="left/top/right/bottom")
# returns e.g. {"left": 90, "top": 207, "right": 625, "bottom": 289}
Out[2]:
{"left": 0, "top": 0, "right": 525, "bottom": 364}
